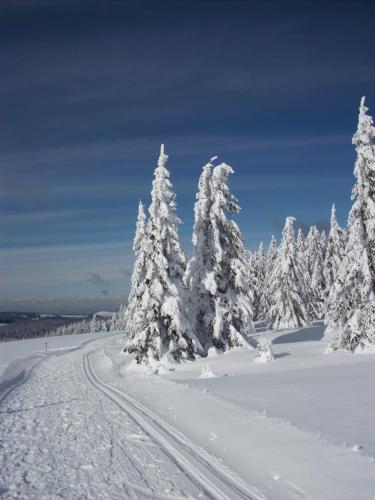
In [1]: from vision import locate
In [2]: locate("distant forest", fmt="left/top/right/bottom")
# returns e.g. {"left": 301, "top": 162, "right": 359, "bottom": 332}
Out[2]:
{"left": 0, "top": 313, "right": 86, "bottom": 341}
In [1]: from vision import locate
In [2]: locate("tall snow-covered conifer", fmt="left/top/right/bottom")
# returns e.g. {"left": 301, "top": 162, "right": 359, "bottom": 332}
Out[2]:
{"left": 184, "top": 157, "right": 217, "bottom": 347}
{"left": 326, "top": 98, "right": 375, "bottom": 351}
{"left": 120, "top": 200, "right": 147, "bottom": 334}
{"left": 253, "top": 242, "right": 266, "bottom": 320}
{"left": 296, "top": 229, "right": 306, "bottom": 269}
{"left": 204, "top": 163, "right": 254, "bottom": 350}
{"left": 295, "top": 227, "right": 319, "bottom": 321}
{"left": 267, "top": 217, "right": 310, "bottom": 329}
{"left": 323, "top": 204, "right": 345, "bottom": 308}
{"left": 320, "top": 230, "right": 327, "bottom": 261}
{"left": 125, "top": 145, "right": 202, "bottom": 363}
{"left": 259, "top": 235, "right": 278, "bottom": 320}
{"left": 305, "top": 226, "right": 324, "bottom": 318}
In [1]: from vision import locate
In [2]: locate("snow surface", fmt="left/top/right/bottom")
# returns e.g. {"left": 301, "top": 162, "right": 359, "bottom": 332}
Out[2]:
{"left": 0, "top": 331, "right": 115, "bottom": 390}
{"left": 1, "top": 322, "right": 374, "bottom": 499}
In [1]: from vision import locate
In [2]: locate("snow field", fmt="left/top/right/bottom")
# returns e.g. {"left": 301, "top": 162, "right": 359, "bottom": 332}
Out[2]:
{"left": 103, "top": 324, "right": 375, "bottom": 499}
{"left": 0, "top": 337, "right": 208, "bottom": 499}
{"left": 1, "top": 323, "right": 374, "bottom": 499}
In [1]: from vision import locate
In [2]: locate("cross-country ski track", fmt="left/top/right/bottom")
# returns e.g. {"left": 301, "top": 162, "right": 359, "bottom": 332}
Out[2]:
{"left": 83, "top": 350, "right": 259, "bottom": 500}
{"left": 1, "top": 331, "right": 374, "bottom": 500}
{"left": 0, "top": 335, "right": 260, "bottom": 500}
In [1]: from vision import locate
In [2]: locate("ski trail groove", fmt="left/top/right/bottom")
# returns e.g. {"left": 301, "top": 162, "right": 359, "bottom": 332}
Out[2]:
{"left": 83, "top": 351, "right": 262, "bottom": 500}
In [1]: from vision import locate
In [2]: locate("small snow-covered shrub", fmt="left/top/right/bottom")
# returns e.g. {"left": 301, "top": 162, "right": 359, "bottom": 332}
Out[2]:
{"left": 255, "top": 338, "right": 274, "bottom": 364}
{"left": 199, "top": 365, "right": 218, "bottom": 378}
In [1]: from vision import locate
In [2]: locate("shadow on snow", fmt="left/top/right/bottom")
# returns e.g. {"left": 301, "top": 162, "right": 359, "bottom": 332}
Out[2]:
{"left": 272, "top": 322, "right": 325, "bottom": 345}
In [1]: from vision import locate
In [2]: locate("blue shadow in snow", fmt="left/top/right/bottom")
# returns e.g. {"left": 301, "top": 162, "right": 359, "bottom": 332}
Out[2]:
{"left": 274, "top": 352, "right": 290, "bottom": 359}
{"left": 0, "top": 370, "right": 25, "bottom": 395}
{"left": 272, "top": 323, "right": 325, "bottom": 345}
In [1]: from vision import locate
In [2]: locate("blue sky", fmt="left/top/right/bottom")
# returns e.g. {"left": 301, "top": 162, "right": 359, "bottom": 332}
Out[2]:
{"left": 1, "top": 0, "right": 374, "bottom": 313}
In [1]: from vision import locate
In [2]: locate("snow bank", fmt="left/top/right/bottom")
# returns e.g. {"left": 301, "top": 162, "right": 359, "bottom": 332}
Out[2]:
{"left": 98, "top": 322, "right": 375, "bottom": 499}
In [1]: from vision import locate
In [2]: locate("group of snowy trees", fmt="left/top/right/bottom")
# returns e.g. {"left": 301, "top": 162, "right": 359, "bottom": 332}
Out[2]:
{"left": 49, "top": 315, "right": 113, "bottom": 337}
{"left": 121, "top": 147, "right": 254, "bottom": 365}
{"left": 250, "top": 210, "right": 343, "bottom": 330}
{"left": 120, "top": 97, "right": 374, "bottom": 364}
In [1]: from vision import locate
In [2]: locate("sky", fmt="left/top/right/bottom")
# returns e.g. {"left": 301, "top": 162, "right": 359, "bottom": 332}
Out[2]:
{"left": 1, "top": 0, "right": 375, "bottom": 313}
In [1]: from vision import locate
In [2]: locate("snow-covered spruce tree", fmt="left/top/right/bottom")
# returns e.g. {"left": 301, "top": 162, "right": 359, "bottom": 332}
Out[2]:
{"left": 326, "top": 97, "right": 375, "bottom": 352}
{"left": 259, "top": 235, "right": 278, "bottom": 320}
{"left": 111, "top": 311, "right": 118, "bottom": 330}
{"left": 114, "top": 304, "right": 126, "bottom": 330}
{"left": 296, "top": 228, "right": 306, "bottom": 268}
{"left": 267, "top": 217, "right": 310, "bottom": 330}
{"left": 305, "top": 226, "right": 322, "bottom": 276}
{"left": 305, "top": 225, "right": 325, "bottom": 318}
{"left": 320, "top": 230, "right": 327, "bottom": 261}
{"left": 252, "top": 242, "right": 266, "bottom": 321}
{"left": 184, "top": 157, "right": 217, "bottom": 348}
{"left": 246, "top": 249, "right": 259, "bottom": 320}
{"left": 120, "top": 201, "right": 147, "bottom": 335}
{"left": 125, "top": 145, "right": 202, "bottom": 364}
{"left": 295, "top": 227, "right": 320, "bottom": 321}
{"left": 186, "top": 160, "right": 254, "bottom": 351}
{"left": 323, "top": 204, "right": 345, "bottom": 310}
{"left": 206, "top": 163, "right": 254, "bottom": 350}
{"left": 90, "top": 316, "right": 99, "bottom": 333}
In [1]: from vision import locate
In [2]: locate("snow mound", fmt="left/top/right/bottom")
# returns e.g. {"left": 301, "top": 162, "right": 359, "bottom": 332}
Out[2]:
{"left": 125, "top": 359, "right": 156, "bottom": 376}
{"left": 255, "top": 339, "right": 274, "bottom": 364}
{"left": 206, "top": 347, "right": 223, "bottom": 358}
{"left": 125, "top": 355, "right": 175, "bottom": 376}
{"left": 199, "top": 365, "right": 217, "bottom": 378}
{"left": 354, "top": 343, "right": 375, "bottom": 355}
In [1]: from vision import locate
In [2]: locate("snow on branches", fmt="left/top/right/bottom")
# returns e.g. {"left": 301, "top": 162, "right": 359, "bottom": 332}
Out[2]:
{"left": 267, "top": 217, "right": 311, "bottom": 330}
{"left": 326, "top": 97, "right": 375, "bottom": 352}
{"left": 185, "top": 159, "right": 254, "bottom": 353}
{"left": 121, "top": 97, "right": 375, "bottom": 364}
{"left": 124, "top": 145, "right": 202, "bottom": 364}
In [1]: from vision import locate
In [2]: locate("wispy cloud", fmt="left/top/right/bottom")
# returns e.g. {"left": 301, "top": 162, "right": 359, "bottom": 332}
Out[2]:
{"left": 0, "top": 247, "right": 133, "bottom": 301}
{"left": 0, "top": 209, "right": 83, "bottom": 224}
{"left": 87, "top": 272, "right": 111, "bottom": 288}
{"left": 0, "top": 132, "right": 348, "bottom": 210}
{"left": 0, "top": 132, "right": 347, "bottom": 176}
{"left": 0, "top": 241, "right": 130, "bottom": 258}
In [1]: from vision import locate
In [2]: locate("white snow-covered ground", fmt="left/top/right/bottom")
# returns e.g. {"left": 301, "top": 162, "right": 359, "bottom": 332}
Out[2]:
{"left": 0, "top": 322, "right": 374, "bottom": 499}
{"left": 0, "top": 331, "right": 116, "bottom": 395}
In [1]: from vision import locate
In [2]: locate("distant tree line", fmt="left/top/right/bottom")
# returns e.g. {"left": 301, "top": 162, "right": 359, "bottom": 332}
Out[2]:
{"left": 0, "top": 317, "right": 85, "bottom": 341}
{"left": 0, "top": 315, "right": 117, "bottom": 341}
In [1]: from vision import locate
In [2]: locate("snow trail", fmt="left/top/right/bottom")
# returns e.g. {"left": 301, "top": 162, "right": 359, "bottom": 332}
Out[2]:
{"left": 0, "top": 337, "right": 257, "bottom": 499}
{"left": 83, "top": 350, "right": 260, "bottom": 500}
{"left": 0, "top": 344, "right": 199, "bottom": 498}
{"left": 1, "top": 332, "right": 374, "bottom": 499}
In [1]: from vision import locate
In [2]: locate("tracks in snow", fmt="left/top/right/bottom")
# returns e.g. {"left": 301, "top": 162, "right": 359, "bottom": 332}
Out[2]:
{"left": 83, "top": 351, "right": 262, "bottom": 500}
